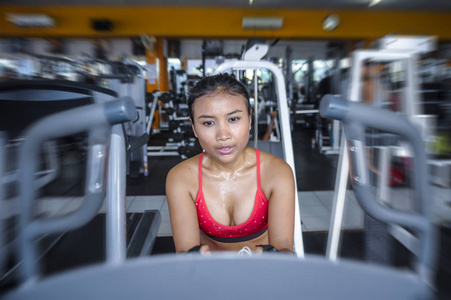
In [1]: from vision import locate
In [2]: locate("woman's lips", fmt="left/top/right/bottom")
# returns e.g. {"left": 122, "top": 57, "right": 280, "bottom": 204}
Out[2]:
{"left": 217, "top": 146, "right": 234, "bottom": 155}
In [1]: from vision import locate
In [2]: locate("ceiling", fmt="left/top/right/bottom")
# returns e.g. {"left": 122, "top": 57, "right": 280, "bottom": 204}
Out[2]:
{"left": 2, "top": 0, "right": 451, "bottom": 11}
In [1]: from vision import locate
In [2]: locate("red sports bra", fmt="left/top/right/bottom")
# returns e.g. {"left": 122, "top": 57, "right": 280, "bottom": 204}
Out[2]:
{"left": 195, "top": 149, "right": 269, "bottom": 243}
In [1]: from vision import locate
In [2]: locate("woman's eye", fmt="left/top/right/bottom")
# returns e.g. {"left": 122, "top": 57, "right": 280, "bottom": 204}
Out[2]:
{"left": 203, "top": 121, "right": 214, "bottom": 126}
{"left": 229, "top": 117, "right": 240, "bottom": 122}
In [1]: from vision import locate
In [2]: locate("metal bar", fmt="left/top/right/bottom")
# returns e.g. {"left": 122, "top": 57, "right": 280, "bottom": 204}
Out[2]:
{"left": 146, "top": 93, "right": 158, "bottom": 135}
{"left": 147, "top": 152, "right": 179, "bottom": 156}
{"left": 326, "top": 132, "right": 349, "bottom": 261}
{"left": 34, "top": 141, "right": 58, "bottom": 189}
{"left": 106, "top": 125, "right": 127, "bottom": 265}
{"left": 253, "top": 70, "right": 258, "bottom": 149}
{"left": 376, "top": 146, "right": 390, "bottom": 205}
{"left": 332, "top": 120, "right": 340, "bottom": 151}
{"left": 295, "top": 109, "right": 319, "bottom": 114}
{"left": 326, "top": 50, "right": 363, "bottom": 261}
{"left": 147, "top": 146, "right": 179, "bottom": 150}
{"left": 0, "top": 133, "right": 5, "bottom": 275}
{"left": 406, "top": 55, "right": 422, "bottom": 116}
{"left": 389, "top": 224, "right": 420, "bottom": 254}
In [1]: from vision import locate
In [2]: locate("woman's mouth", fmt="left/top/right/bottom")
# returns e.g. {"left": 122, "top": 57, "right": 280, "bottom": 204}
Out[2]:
{"left": 217, "top": 146, "right": 234, "bottom": 155}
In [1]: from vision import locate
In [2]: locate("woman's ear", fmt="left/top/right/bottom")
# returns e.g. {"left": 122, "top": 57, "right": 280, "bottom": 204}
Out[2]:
{"left": 190, "top": 119, "right": 198, "bottom": 138}
{"left": 249, "top": 109, "right": 253, "bottom": 130}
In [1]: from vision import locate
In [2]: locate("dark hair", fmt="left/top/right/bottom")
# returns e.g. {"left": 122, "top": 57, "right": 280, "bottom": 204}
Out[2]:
{"left": 188, "top": 73, "right": 250, "bottom": 123}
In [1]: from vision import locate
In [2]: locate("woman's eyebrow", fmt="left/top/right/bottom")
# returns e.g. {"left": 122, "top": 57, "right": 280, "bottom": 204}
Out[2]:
{"left": 198, "top": 114, "right": 214, "bottom": 119}
{"left": 197, "top": 110, "right": 243, "bottom": 119}
{"left": 227, "top": 109, "right": 243, "bottom": 116}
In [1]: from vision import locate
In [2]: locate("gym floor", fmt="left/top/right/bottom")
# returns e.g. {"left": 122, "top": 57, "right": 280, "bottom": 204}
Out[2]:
{"left": 35, "top": 121, "right": 451, "bottom": 298}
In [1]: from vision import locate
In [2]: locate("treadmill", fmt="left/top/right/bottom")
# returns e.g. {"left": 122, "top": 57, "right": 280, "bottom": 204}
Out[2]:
{"left": 0, "top": 80, "right": 160, "bottom": 290}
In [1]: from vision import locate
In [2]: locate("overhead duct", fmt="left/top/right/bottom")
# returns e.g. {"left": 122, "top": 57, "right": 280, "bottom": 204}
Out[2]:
{"left": 242, "top": 17, "right": 283, "bottom": 30}
{"left": 91, "top": 19, "right": 114, "bottom": 32}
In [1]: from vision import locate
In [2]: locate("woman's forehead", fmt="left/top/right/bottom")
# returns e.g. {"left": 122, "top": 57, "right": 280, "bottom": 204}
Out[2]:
{"left": 194, "top": 92, "right": 247, "bottom": 112}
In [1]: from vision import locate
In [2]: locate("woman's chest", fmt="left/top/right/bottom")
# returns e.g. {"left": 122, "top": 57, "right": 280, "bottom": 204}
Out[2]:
{"left": 201, "top": 174, "right": 258, "bottom": 226}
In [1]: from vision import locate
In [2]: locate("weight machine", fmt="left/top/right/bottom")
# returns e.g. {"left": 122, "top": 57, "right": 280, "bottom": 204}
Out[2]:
{"left": 214, "top": 42, "right": 304, "bottom": 256}
{"left": 324, "top": 37, "right": 440, "bottom": 275}
{"left": 96, "top": 59, "right": 150, "bottom": 177}
{"left": 2, "top": 74, "right": 435, "bottom": 300}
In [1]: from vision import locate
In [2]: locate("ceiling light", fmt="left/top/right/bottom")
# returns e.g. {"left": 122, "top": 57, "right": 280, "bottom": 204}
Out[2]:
{"left": 6, "top": 13, "right": 55, "bottom": 28}
{"left": 242, "top": 17, "right": 283, "bottom": 30}
{"left": 249, "top": 0, "right": 254, "bottom": 5}
{"left": 322, "top": 14, "right": 340, "bottom": 31}
{"left": 368, "top": 0, "right": 383, "bottom": 7}
{"left": 378, "top": 35, "right": 437, "bottom": 54}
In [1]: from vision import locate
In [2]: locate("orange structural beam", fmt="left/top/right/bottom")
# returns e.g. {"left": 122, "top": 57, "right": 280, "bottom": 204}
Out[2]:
{"left": 0, "top": 6, "right": 450, "bottom": 40}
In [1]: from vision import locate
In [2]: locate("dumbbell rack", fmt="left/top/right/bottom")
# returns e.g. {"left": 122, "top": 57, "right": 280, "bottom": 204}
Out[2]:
{"left": 147, "top": 91, "right": 197, "bottom": 160}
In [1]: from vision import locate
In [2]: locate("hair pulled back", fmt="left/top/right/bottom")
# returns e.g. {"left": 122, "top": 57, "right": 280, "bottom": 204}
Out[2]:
{"left": 188, "top": 73, "right": 250, "bottom": 123}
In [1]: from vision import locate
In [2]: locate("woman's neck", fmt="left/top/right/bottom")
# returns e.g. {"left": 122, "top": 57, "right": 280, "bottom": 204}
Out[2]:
{"left": 204, "top": 147, "right": 253, "bottom": 176}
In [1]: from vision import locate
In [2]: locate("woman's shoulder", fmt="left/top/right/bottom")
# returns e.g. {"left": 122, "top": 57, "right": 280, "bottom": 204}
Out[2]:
{"left": 256, "top": 149, "right": 294, "bottom": 182}
{"left": 166, "top": 154, "right": 201, "bottom": 183}
{"left": 257, "top": 149, "right": 291, "bottom": 169}
{"left": 256, "top": 149, "right": 295, "bottom": 195}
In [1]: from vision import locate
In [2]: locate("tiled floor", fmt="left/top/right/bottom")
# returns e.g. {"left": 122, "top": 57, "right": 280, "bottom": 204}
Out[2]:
{"left": 33, "top": 191, "right": 358, "bottom": 238}
{"left": 34, "top": 183, "right": 450, "bottom": 238}
{"left": 140, "top": 183, "right": 450, "bottom": 236}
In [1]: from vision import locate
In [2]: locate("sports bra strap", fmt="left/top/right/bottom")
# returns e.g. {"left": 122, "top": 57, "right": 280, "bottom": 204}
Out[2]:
{"left": 256, "top": 149, "right": 261, "bottom": 187}
{"left": 198, "top": 152, "right": 204, "bottom": 189}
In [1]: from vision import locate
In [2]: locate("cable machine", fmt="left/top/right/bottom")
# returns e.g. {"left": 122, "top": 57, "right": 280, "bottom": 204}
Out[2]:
{"left": 214, "top": 41, "right": 304, "bottom": 257}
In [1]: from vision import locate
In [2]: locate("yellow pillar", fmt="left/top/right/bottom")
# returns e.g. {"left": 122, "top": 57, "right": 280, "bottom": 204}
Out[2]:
{"left": 146, "top": 37, "right": 169, "bottom": 130}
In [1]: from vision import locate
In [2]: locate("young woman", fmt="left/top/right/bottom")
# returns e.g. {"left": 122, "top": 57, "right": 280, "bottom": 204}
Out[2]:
{"left": 166, "top": 73, "right": 295, "bottom": 254}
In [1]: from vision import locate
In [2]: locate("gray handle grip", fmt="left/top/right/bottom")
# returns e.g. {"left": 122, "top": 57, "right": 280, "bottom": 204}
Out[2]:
{"left": 319, "top": 94, "right": 349, "bottom": 121}
{"left": 320, "top": 94, "right": 430, "bottom": 218}
{"left": 104, "top": 96, "right": 137, "bottom": 125}
{"left": 18, "top": 97, "right": 136, "bottom": 281}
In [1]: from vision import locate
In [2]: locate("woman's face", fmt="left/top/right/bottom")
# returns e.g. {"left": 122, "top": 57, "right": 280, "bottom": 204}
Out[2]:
{"left": 191, "top": 91, "right": 251, "bottom": 164}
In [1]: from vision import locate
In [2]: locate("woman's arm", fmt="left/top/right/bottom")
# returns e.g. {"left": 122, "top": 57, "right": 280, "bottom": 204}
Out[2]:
{"left": 265, "top": 157, "right": 295, "bottom": 253}
{"left": 166, "top": 164, "right": 208, "bottom": 253}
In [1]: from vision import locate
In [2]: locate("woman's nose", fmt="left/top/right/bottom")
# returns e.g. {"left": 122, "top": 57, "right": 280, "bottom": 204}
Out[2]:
{"left": 216, "top": 123, "right": 231, "bottom": 141}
